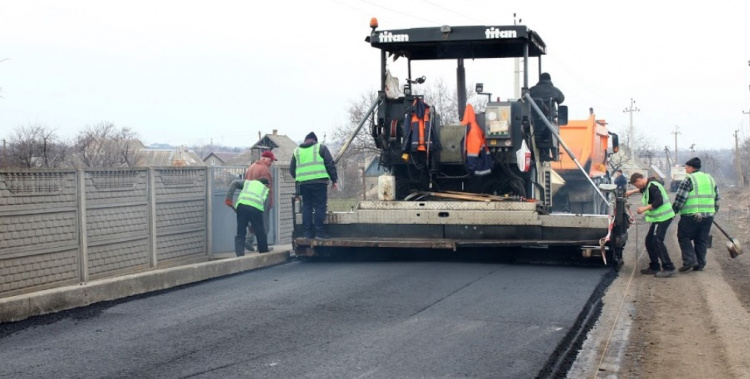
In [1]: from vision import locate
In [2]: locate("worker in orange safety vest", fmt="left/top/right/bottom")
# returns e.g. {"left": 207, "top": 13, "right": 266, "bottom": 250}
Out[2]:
{"left": 461, "top": 104, "right": 493, "bottom": 176}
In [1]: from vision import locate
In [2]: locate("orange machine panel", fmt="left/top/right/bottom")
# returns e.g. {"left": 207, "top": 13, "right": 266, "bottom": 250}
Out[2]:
{"left": 552, "top": 113, "right": 610, "bottom": 178}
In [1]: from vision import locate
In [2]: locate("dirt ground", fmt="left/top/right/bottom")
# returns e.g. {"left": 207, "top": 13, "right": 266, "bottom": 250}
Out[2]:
{"left": 569, "top": 188, "right": 750, "bottom": 379}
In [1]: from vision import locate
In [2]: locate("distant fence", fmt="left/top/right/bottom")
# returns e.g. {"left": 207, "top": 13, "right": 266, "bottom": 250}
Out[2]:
{"left": 0, "top": 166, "right": 295, "bottom": 298}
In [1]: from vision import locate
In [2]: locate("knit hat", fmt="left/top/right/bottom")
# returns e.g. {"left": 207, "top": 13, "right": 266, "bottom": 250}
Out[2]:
{"left": 540, "top": 72, "right": 551, "bottom": 81}
{"left": 685, "top": 157, "right": 701, "bottom": 169}
{"left": 305, "top": 132, "right": 318, "bottom": 142}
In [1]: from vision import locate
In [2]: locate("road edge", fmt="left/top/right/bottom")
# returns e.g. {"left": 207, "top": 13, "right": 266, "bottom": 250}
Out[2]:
{"left": 0, "top": 251, "right": 290, "bottom": 324}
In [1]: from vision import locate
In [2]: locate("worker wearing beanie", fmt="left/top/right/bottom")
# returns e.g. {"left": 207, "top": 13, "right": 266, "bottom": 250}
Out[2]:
{"left": 290, "top": 132, "right": 338, "bottom": 239}
{"left": 672, "top": 157, "right": 720, "bottom": 272}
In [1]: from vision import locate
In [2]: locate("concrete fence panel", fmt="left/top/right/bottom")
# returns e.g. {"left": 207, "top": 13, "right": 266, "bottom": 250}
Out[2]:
{"left": 0, "top": 171, "right": 81, "bottom": 297}
{"left": 154, "top": 168, "right": 208, "bottom": 266}
{"left": 0, "top": 165, "right": 297, "bottom": 300}
{"left": 84, "top": 169, "right": 150, "bottom": 280}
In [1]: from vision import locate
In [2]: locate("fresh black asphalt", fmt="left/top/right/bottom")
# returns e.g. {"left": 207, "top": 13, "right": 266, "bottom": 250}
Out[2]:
{"left": 0, "top": 258, "right": 609, "bottom": 378}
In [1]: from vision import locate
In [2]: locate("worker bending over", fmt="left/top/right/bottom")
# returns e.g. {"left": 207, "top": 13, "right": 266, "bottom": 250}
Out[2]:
{"left": 226, "top": 177, "right": 271, "bottom": 256}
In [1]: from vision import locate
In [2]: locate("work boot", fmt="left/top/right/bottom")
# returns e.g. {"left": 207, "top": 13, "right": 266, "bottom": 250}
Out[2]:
{"left": 314, "top": 227, "right": 330, "bottom": 240}
{"left": 678, "top": 264, "right": 699, "bottom": 272}
{"left": 303, "top": 227, "right": 314, "bottom": 239}
{"left": 655, "top": 270, "right": 676, "bottom": 278}
{"left": 234, "top": 237, "right": 246, "bottom": 257}
{"left": 640, "top": 267, "right": 657, "bottom": 275}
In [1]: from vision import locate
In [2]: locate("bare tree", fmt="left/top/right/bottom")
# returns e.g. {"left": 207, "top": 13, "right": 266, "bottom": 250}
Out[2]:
{"left": 414, "top": 79, "right": 486, "bottom": 124}
{"left": 739, "top": 138, "right": 750, "bottom": 186}
{"left": 74, "top": 122, "right": 141, "bottom": 168}
{"left": 608, "top": 126, "right": 656, "bottom": 172}
{"left": 6, "top": 123, "right": 69, "bottom": 168}
{"left": 329, "top": 92, "right": 379, "bottom": 198}
{"left": 607, "top": 150, "right": 628, "bottom": 172}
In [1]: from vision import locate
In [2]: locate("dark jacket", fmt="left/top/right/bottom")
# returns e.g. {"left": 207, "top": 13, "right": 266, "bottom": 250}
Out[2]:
{"left": 614, "top": 174, "right": 627, "bottom": 189}
{"left": 289, "top": 139, "right": 338, "bottom": 185}
{"left": 529, "top": 79, "right": 565, "bottom": 105}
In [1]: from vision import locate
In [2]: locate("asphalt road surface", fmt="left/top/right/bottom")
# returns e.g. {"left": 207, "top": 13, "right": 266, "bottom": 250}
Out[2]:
{"left": 0, "top": 258, "right": 610, "bottom": 378}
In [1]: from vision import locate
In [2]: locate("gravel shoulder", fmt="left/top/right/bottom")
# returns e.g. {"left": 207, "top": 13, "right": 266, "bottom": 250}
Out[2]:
{"left": 569, "top": 189, "right": 750, "bottom": 378}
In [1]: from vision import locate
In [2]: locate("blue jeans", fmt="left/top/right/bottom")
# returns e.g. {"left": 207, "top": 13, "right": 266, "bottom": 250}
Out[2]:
{"left": 300, "top": 183, "right": 328, "bottom": 238}
{"left": 677, "top": 215, "right": 713, "bottom": 268}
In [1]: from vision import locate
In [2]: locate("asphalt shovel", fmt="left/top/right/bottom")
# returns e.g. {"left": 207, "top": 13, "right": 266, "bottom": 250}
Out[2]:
{"left": 712, "top": 220, "right": 743, "bottom": 258}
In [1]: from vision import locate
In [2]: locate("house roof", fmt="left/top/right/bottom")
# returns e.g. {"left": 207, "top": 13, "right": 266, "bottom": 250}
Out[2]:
{"left": 136, "top": 148, "right": 206, "bottom": 167}
{"left": 364, "top": 156, "right": 388, "bottom": 177}
{"left": 224, "top": 132, "right": 298, "bottom": 166}
{"left": 203, "top": 152, "right": 239, "bottom": 163}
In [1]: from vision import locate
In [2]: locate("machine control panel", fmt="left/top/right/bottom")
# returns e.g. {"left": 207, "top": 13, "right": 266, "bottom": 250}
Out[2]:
{"left": 485, "top": 104, "right": 512, "bottom": 138}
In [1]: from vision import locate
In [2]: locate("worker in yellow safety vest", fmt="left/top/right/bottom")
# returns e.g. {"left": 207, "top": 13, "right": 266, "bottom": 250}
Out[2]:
{"left": 290, "top": 132, "right": 338, "bottom": 239}
{"left": 672, "top": 157, "right": 720, "bottom": 272}
{"left": 626, "top": 172, "right": 676, "bottom": 277}
{"left": 225, "top": 177, "right": 271, "bottom": 256}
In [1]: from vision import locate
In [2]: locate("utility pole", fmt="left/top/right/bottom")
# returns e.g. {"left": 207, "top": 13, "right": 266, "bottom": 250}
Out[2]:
{"left": 671, "top": 125, "right": 681, "bottom": 163}
{"left": 623, "top": 98, "right": 640, "bottom": 160}
{"left": 745, "top": 59, "right": 750, "bottom": 136}
{"left": 735, "top": 130, "right": 744, "bottom": 187}
{"left": 513, "top": 13, "right": 522, "bottom": 99}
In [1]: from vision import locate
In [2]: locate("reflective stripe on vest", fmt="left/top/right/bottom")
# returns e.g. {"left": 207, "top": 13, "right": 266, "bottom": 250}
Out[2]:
{"left": 294, "top": 143, "right": 330, "bottom": 182}
{"left": 680, "top": 172, "right": 716, "bottom": 215}
{"left": 236, "top": 180, "right": 268, "bottom": 211}
{"left": 642, "top": 181, "right": 675, "bottom": 222}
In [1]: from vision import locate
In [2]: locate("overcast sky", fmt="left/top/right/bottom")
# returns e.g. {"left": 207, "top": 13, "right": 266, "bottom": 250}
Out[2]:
{"left": 2, "top": 0, "right": 750, "bottom": 152}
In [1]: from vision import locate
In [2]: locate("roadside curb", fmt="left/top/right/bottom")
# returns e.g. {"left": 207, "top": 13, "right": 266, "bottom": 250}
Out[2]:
{"left": 0, "top": 251, "right": 290, "bottom": 324}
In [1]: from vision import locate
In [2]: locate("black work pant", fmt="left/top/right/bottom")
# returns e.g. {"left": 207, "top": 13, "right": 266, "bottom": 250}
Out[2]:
{"left": 246, "top": 196, "right": 271, "bottom": 248}
{"left": 678, "top": 214, "right": 713, "bottom": 268}
{"left": 645, "top": 218, "right": 674, "bottom": 271}
{"left": 235, "top": 204, "right": 268, "bottom": 256}
{"left": 300, "top": 182, "right": 328, "bottom": 238}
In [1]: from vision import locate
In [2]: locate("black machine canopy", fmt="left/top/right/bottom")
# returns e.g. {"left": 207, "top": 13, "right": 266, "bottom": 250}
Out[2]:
{"left": 368, "top": 25, "right": 546, "bottom": 60}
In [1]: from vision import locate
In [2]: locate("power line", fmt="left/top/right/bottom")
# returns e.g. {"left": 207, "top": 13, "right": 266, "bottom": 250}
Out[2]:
{"left": 354, "top": 0, "right": 441, "bottom": 25}
{"left": 416, "top": 0, "right": 484, "bottom": 24}
{"left": 671, "top": 125, "right": 681, "bottom": 163}
{"left": 327, "top": 0, "right": 372, "bottom": 17}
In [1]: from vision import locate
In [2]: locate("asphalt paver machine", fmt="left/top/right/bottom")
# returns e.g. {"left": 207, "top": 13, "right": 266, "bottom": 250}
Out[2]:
{"left": 293, "top": 20, "right": 630, "bottom": 267}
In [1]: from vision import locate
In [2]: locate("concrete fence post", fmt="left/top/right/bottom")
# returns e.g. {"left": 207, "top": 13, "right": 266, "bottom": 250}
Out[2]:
{"left": 206, "top": 167, "right": 213, "bottom": 258}
{"left": 274, "top": 166, "right": 280, "bottom": 245}
{"left": 148, "top": 168, "right": 158, "bottom": 268}
{"left": 76, "top": 169, "right": 89, "bottom": 283}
